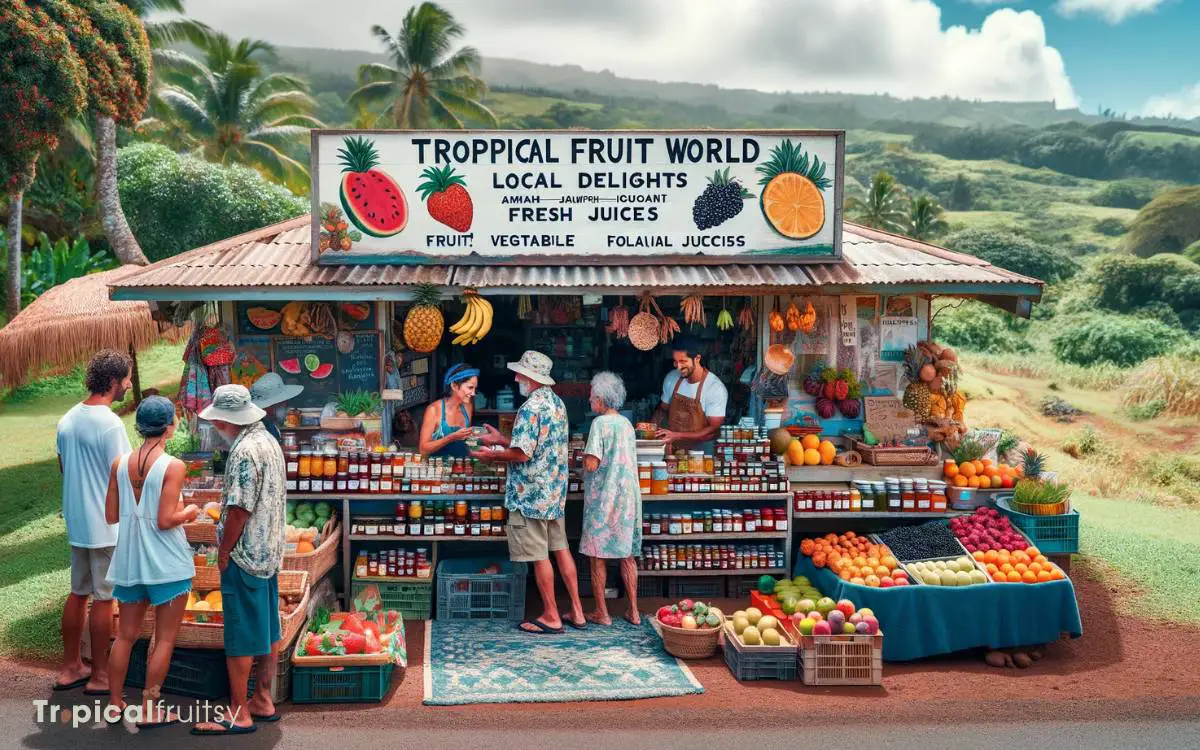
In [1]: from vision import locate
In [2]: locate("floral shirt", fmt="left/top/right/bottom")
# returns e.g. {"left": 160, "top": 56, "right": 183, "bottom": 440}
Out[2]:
{"left": 506, "top": 386, "right": 569, "bottom": 520}
{"left": 581, "top": 413, "right": 642, "bottom": 559}
{"left": 219, "top": 421, "right": 287, "bottom": 578}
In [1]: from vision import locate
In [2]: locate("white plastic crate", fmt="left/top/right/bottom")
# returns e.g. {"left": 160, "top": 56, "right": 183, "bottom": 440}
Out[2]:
{"left": 798, "top": 633, "right": 883, "bottom": 686}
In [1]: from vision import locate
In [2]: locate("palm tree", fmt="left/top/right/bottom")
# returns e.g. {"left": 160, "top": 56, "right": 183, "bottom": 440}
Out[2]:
{"left": 349, "top": 2, "right": 497, "bottom": 129}
{"left": 845, "top": 171, "right": 909, "bottom": 234}
{"left": 907, "top": 195, "right": 950, "bottom": 241}
{"left": 152, "top": 34, "right": 323, "bottom": 192}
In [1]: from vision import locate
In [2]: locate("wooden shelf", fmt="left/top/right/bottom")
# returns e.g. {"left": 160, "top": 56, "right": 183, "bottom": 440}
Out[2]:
{"left": 639, "top": 493, "right": 793, "bottom": 502}
{"left": 351, "top": 575, "right": 432, "bottom": 584}
{"left": 638, "top": 568, "right": 788, "bottom": 578}
{"left": 293, "top": 493, "right": 507, "bottom": 501}
{"left": 642, "top": 532, "right": 789, "bottom": 541}
{"left": 791, "top": 511, "right": 967, "bottom": 520}
{"left": 788, "top": 465, "right": 943, "bottom": 483}
{"left": 349, "top": 534, "right": 506, "bottom": 542}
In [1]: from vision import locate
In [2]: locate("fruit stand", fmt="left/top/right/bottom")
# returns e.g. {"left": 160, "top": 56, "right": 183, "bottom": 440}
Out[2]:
{"left": 106, "top": 127, "right": 1079, "bottom": 700}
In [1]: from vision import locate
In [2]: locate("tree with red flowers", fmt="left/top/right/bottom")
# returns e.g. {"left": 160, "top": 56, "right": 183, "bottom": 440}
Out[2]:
{"left": 0, "top": 0, "right": 87, "bottom": 320}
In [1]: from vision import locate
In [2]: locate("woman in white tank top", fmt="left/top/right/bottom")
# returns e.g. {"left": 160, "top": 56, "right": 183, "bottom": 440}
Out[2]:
{"left": 102, "top": 396, "right": 199, "bottom": 729}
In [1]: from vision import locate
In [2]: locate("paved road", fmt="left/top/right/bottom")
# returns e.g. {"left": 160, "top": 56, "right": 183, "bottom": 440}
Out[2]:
{"left": 7, "top": 698, "right": 1200, "bottom": 750}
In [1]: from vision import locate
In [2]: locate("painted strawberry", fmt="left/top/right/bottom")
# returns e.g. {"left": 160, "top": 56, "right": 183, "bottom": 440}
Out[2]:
{"left": 417, "top": 164, "right": 473, "bottom": 232}
{"left": 834, "top": 379, "right": 850, "bottom": 400}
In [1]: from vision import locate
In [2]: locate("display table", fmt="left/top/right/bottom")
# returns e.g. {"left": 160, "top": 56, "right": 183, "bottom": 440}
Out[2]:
{"left": 793, "top": 557, "right": 1083, "bottom": 662}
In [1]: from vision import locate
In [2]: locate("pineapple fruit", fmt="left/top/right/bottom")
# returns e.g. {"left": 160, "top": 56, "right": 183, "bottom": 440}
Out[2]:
{"left": 902, "top": 345, "right": 933, "bottom": 419}
{"left": 404, "top": 283, "right": 445, "bottom": 353}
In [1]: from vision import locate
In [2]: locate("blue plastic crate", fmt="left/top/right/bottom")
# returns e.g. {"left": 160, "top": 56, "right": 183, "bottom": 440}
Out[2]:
{"left": 291, "top": 663, "right": 394, "bottom": 704}
{"left": 436, "top": 558, "right": 527, "bottom": 620}
{"left": 996, "top": 500, "right": 1080, "bottom": 555}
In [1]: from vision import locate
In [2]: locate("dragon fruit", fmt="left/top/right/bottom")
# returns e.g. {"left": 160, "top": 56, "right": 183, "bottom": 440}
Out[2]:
{"left": 816, "top": 398, "right": 836, "bottom": 419}
{"left": 837, "top": 398, "right": 861, "bottom": 418}
{"left": 834, "top": 379, "right": 850, "bottom": 400}
{"left": 803, "top": 375, "right": 822, "bottom": 397}
{"left": 823, "top": 382, "right": 836, "bottom": 400}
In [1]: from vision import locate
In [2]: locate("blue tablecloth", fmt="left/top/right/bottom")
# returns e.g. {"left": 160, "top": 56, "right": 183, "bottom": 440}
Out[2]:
{"left": 792, "top": 557, "right": 1083, "bottom": 662}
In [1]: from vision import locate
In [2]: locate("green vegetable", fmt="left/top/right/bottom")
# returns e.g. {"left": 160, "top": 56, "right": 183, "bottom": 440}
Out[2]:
{"left": 307, "top": 607, "right": 331, "bottom": 634}
{"left": 336, "top": 389, "right": 382, "bottom": 417}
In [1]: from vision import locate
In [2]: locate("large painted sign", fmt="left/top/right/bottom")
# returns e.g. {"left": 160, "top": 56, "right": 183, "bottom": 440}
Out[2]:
{"left": 311, "top": 129, "right": 844, "bottom": 264}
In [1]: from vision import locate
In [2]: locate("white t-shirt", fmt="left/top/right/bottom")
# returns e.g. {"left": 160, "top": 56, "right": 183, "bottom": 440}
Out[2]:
{"left": 57, "top": 403, "right": 130, "bottom": 548}
{"left": 660, "top": 370, "right": 728, "bottom": 419}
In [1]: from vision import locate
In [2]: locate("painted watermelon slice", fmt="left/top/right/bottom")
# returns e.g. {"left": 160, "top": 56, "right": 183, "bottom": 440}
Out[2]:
{"left": 246, "top": 307, "right": 281, "bottom": 330}
{"left": 278, "top": 358, "right": 302, "bottom": 375}
{"left": 337, "top": 136, "right": 407, "bottom": 238}
{"left": 310, "top": 363, "right": 334, "bottom": 380}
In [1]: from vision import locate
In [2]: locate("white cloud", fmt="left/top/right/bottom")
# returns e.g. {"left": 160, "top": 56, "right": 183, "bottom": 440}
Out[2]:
{"left": 1143, "top": 83, "right": 1200, "bottom": 119}
{"left": 1054, "top": 0, "right": 1166, "bottom": 23}
{"left": 168, "top": 0, "right": 1077, "bottom": 107}
{"left": 962, "top": 0, "right": 1018, "bottom": 5}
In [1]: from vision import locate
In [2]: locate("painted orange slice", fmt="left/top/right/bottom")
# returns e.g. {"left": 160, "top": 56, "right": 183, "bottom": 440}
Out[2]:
{"left": 761, "top": 173, "right": 825, "bottom": 240}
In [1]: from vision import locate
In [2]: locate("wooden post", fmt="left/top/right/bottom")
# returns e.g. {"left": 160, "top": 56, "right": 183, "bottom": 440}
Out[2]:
{"left": 129, "top": 344, "right": 142, "bottom": 405}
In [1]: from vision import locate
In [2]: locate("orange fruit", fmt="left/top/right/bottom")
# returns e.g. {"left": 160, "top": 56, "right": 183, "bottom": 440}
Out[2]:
{"left": 875, "top": 565, "right": 890, "bottom": 577}
{"left": 972, "top": 551, "right": 986, "bottom": 561}
{"left": 1035, "top": 555, "right": 1049, "bottom": 566}
{"left": 1050, "top": 569, "right": 1066, "bottom": 580}
{"left": 953, "top": 475, "right": 968, "bottom": 487}
{"left": 1014, "top": 563, "right": 1028, "bottom": 574}
{"left": 984, "top": 550, "right": 999, "bottom": 564}
{"left": 1014, "top": 466, "right": 1024, "bottom": 477}
{"left": 881, "top": 555, "right": 897, "bottom": 569}
{"left": 801, "top": 434, "right": 820, "bottom": 450}
{"left": 993, "top": 572, "right": 1008, "bottom": 583}
{"left": 1006, "top": 571, "right": 1022, "bottom": 583}
{"left": 967, "top": 476, "right": 981, "bottom": 489}
{"left": 1026, "top": 546, "right": 1041, "bottom": 558}
{"left": 998, "top": 463, "right": 1010, "bottom": 474}
{"left": 1001, "top": 476, "right": 1015, "bottom": 489}
{"left": 983, "top": 466, "right": 998, "bottom": 478}
{"left": 959, "top": 462, "right": 977, "bottom": 478}
{"left": 1000, "top": 563, "right": 1014, "bottom": 574}
{"left": 944, "top": 462, "right": 960, "bottom": 478}
{"left": 1013, "top": 551, "right": 1030, "bottom": 565}
{"left": 985, "top": 563, "right": 998, "bottom": 574}
{"left": 981, "top": 458, "right": 993, "bottom": 467}
{"left": 818, "top": 440, "right": 837, "bottom": 465}
{"left": 839, "top": 569, "right": 853, "bottom": 581}
{"left": 866, "top": 557, "right": 880, "bottom": 569}
{"left": 972, "top": 460, "right": 985, "bottom": 475}
{"left": 1022, "top": 571, "right": 1038, "bottom": 584}
{"left": 1029, "top": 562, "right": 1044, "bottom": 574}
{"left": 1037, "top": 571, "right": 1052, "bottom": 582}
{"left": 761, "top": 172, "right": 826, "bottom": 240}
{"left": 850, "top": 577, "right": 865, "bottom": 586}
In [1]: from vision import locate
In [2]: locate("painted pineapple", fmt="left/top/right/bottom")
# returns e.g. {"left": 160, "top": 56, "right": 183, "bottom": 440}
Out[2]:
{"left": 403, "top": 283, "right": 444, "bottom": 353}
{"left": 901, "top": 344, "right": 933, "bottom": 419}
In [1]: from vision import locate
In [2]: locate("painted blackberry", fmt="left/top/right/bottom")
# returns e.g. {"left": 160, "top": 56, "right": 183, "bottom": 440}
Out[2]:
{"left": 692, "top": 168, "right": 754, "bottom": 230}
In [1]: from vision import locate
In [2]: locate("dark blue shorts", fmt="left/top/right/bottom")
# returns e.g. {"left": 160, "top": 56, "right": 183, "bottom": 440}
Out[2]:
{"left": 220, "top": 559, "right": 281, "bottom": 657}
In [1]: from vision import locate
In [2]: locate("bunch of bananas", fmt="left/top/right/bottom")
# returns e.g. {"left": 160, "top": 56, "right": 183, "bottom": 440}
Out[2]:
{"left": 716, "top": 308, "right": 734, "bottom": 330}
{"left": 450, "top": 290, "right": 494, "bottom": 345}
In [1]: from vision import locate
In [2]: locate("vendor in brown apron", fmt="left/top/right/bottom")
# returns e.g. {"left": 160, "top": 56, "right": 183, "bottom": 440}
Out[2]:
{"left": 653, "top": 336, "right": 728, "bottom": 452}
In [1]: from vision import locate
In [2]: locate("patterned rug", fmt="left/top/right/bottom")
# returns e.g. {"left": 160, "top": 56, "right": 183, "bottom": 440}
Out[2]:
{"left": 423, "top": 619, "right": 703, "bottom": 705}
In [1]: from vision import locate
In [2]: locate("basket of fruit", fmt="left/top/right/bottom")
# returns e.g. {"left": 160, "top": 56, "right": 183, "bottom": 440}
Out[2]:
{"left": 654, "top": 599, "right": 725, "bottom": 660}
{"left": 853, "top": 440, "right": 936, "bottom": 466}
{"left": 182, "top": 502, "right": 223, "bottom": 544}
{"left": 723, "top": 610, "right": 797, "bottom": 681}
{"left": 284, "top": 517, "right": 340, "bottom": 581}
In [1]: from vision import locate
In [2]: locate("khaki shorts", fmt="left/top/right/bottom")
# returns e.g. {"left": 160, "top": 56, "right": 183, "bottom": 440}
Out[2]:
{"left": 70, "top": 546, "right": 115, "bottom": 600}
{"left": 506, "top": 510, "right": 568, "bottom": 562}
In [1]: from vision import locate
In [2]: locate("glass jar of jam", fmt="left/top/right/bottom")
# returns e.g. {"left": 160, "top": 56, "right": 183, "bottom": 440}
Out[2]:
{"left": 285, "top": 448, "right": 299, "bottom": 492}
{"left": 297, "top": 448, "right": 312, "bottom": 493}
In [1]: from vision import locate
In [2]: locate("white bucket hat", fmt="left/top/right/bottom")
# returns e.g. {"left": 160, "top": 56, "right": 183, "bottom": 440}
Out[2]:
{"left": 200, "top": 384, "right": 267, "bottom": 425}
{"left": 506, "top": 350, "right": 555, "bottom": 386}
{"left": 250, "top": 372, "right": 305, "bottom": 409}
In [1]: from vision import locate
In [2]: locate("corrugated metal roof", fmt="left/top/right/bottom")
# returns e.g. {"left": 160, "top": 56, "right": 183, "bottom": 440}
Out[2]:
{"left": 110, "top": 216, "right": 1041, "bottom": 297}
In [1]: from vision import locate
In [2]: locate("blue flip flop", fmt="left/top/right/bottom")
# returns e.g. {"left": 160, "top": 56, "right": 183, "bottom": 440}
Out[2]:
{"left": 52, "top": 676, "right": 89, "bottom": 691}
{"left": 191, "top": 719, "right": 257, "bottom": 736}
{"left": 517, "top": 618, "right": 564, "bottom": 634}
{"left": 251, "top": 712, "right": 281, "bottom": 723}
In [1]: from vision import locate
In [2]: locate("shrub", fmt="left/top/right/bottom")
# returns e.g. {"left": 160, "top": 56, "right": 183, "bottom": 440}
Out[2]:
{"left": 1121, "top": 186, "right": 1200, "bottom": 257}
{"left": 943, "top": 228, "right": 1079, "bottom": 283}
{"left": 1184, "top": 240, "right": 1200, "bottom": 265}
{"left": 1121, "top": 356, "right": 1200, "bottom": 417}
{"left": 1051, "top": 313, "right": 1182, "bottom": 367}
{"left": 1125, "top": 398, "right": 1166, "bottom": 421}
{"left": 117, "top": 143, "right": 307, "bottom": 263}
{"left": 1094, "top": 217, "right": 1126, "bottom": 237}
{"left": 931, "top": 300, "right": 1031, "bottom": 354}
{"left": 1088, "top": 181, "right": 1156, "bottom": 210}
{"left": 1086, "top": 253, "right": 1200, "bottom": 320}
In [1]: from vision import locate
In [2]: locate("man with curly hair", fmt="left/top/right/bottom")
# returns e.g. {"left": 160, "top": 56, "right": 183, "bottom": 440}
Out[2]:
{"left": 53, "top": 349, "right": 132, "bottom": 694}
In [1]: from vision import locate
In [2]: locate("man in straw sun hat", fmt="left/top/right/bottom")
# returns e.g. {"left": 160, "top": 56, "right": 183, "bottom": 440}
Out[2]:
{"left": 193, "top": 385, "right": 285, "bottom": 735}
{"left": 471, "top": 351, "right": 585, "bottom": 634}
{"left": 250, "top": 372, "right": 304, "bottom": 442}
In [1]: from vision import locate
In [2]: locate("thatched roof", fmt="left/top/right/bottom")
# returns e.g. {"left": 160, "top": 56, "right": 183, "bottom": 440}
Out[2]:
{"left": 0, "top": 266, "right": 187, "bottom": 388}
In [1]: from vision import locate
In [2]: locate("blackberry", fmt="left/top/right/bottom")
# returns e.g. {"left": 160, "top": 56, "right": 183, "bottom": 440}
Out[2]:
{"left": 692, "top": 168, "right": 754, "bottom": 230}
{"left": 876, "top": 521, "right": 964, "bottom": 562}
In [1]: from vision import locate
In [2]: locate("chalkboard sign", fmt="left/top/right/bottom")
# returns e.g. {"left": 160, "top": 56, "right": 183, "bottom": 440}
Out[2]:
{"left": 337, "top": 332, "right": 381, "bottom": 394}
{"left": 236, "top": 302, "right": 285, "bottom": 336}
{"left": 273, "top": 337, "right": 339, "bottom": 409}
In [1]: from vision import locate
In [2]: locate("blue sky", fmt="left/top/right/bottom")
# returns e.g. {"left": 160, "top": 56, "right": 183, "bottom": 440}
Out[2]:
{"left": 175, "top": 0, "right": 1200, "bottom": 118}
{"left": 943, "top": 0, "right": 1198, "bottom": 116}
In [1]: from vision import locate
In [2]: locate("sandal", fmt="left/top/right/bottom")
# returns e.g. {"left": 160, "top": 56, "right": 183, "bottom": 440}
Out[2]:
{"left": 52, "top": 675, "right": 90, "bottom": 691}
{"left": 250, "top": 711, "right": 281, "bottom": 723}
{"left": 563, "top": 616, "right": 587, "bottom": 630}
{"left": 516, "top": 618, "right": 564, "bottom": 635}
{"left": 191, "top": 719, "right": 257, "bottom": 736}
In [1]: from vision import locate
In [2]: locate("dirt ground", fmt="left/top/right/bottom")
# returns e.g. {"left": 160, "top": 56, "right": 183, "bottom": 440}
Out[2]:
{"left": 8, "top": 557, "right": 1200, "bottom": 730}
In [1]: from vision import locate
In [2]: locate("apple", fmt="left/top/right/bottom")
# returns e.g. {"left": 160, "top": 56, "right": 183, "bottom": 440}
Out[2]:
{"left": 893, "top": 577, "right": 910, "bottom": 586}
{"left": 827, "top": 610, "right": 846, "bottom": 630}
{"left": 857, "top": 608, "right": 874, "bottom": 618}
{"left": 848, "top": 613, "right": 863, "bottom": 625}
{"left": 863, "top": 615, "right": 880, "bottom": 635}
{"left": 842, "top": 622, "right": 857, "bottom": 635}
{"left": 816, "top": 597, "right": 836, "bottom": 615}
{"left": 656, "top": 606, "right": 673, "bottom": 621}
{"left": 835, "top": 599, "right": 856, "bottom": 618}
{"left": 678, "top": 599, "right": 695, "bottom": 613}
{"left": 880, "top": 577, "right": 895, "bottom": 588}
{"left": 855, "top": 621, "right": 872, "bottom": 635}
{"left": 807, "top": 610, "right": 823, "bottom": 622}
{"left": 812, "top": 620, "right": 833, "bottom": 636}
{"left": 681, "top": 615, "right": 698, "bottom": 630}
{"left": 796, "top": 598, "right": 816, "bottom": 614}
{"left": 798, "top": 617, "right": 816, "bottom": 636}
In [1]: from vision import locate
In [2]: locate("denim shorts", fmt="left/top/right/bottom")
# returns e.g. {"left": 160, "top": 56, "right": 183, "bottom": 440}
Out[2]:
{"left": 221, "top": 559, "right": 281, "bottom": 657}
{"left": 112, "top": 578, "right": 192, "bottom": 607}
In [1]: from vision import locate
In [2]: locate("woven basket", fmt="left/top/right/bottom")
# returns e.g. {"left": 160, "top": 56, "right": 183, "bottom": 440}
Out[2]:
{"left": 1009, "top": 499, "right": 1070, "bottom": 516}
{"left": 656, "top": 615, "right": 725, "bottom": 660}
{"left": 184, "top": 521, "right": 218, "bottom": 544}
{"left": 853, "top": 441, "right": 936, "bottom": 466}
{"left": 283, "top": 519, "right": 340, "bottom": 581}
{"left": 628, "top": 312, "right": 659, "bottom": 351}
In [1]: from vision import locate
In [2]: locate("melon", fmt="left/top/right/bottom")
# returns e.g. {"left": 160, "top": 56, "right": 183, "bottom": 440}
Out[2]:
{"left": 310, "top": 363, "right": 334, "bottom": 380}
{"left": 338, "top": 136, "right": 407, "bottom": 237}
{"left": 246, "top": 307, "right": 281, "bottom": 330}
{"left": 304, "top": 354, "right": 321, "bottom": 373}
{"left": 769, "top": 427, "right": 793, "bottom": 456}
{"left": 278, "top": 358, "right": 302, "bottom": 375}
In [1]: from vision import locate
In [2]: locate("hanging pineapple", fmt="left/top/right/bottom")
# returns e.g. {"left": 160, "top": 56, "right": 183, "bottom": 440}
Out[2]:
{"left": 798, "top": 301, "right": 817, "bottom": 334}
{"left": 901, "top": 344, "right": 933, "bottom": 419}
{"left": 403, "top": 283, "right": 445, "bottom": 353}
{"left": 785, "top": 301, "right": 802, "bottom": 331}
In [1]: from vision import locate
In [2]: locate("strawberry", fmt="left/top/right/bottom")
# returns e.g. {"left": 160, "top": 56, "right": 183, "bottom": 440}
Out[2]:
{"left": 340, "top": 616, "right": 365, "bottom": 635}
{"left": 416, "top": 165, "right": 473, "bottom": 232}
{"left": 342, "top": 633, "right": 366, "bottom": 655}
{"left": 364, "top": 631, "right": 382, "bottom": 654}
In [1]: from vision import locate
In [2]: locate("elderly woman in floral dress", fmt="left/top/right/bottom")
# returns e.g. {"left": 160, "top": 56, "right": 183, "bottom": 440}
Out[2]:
{"left": 580, "top": 371, "right": 643, "bottom": 626}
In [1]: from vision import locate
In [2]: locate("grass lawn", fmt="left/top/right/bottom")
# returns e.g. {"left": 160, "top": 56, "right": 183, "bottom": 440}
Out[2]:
{"left": 0, "top": 342, "right": 183, "bottom": 660}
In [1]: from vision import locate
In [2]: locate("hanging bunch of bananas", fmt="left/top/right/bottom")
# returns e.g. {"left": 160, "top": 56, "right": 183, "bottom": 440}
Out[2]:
{"left": 450, "top": 289, "right": 494, "bottom": 345}
{"left": 716, "top": 296, "right": 734, "bottom": 331}
{"left": 517, "top": 295, "right": 533, "bottom": 320}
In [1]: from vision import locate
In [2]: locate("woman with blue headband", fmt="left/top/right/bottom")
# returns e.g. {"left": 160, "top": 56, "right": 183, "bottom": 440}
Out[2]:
{"left": 418, "top": 363, "right": 480, "bottom": 458}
